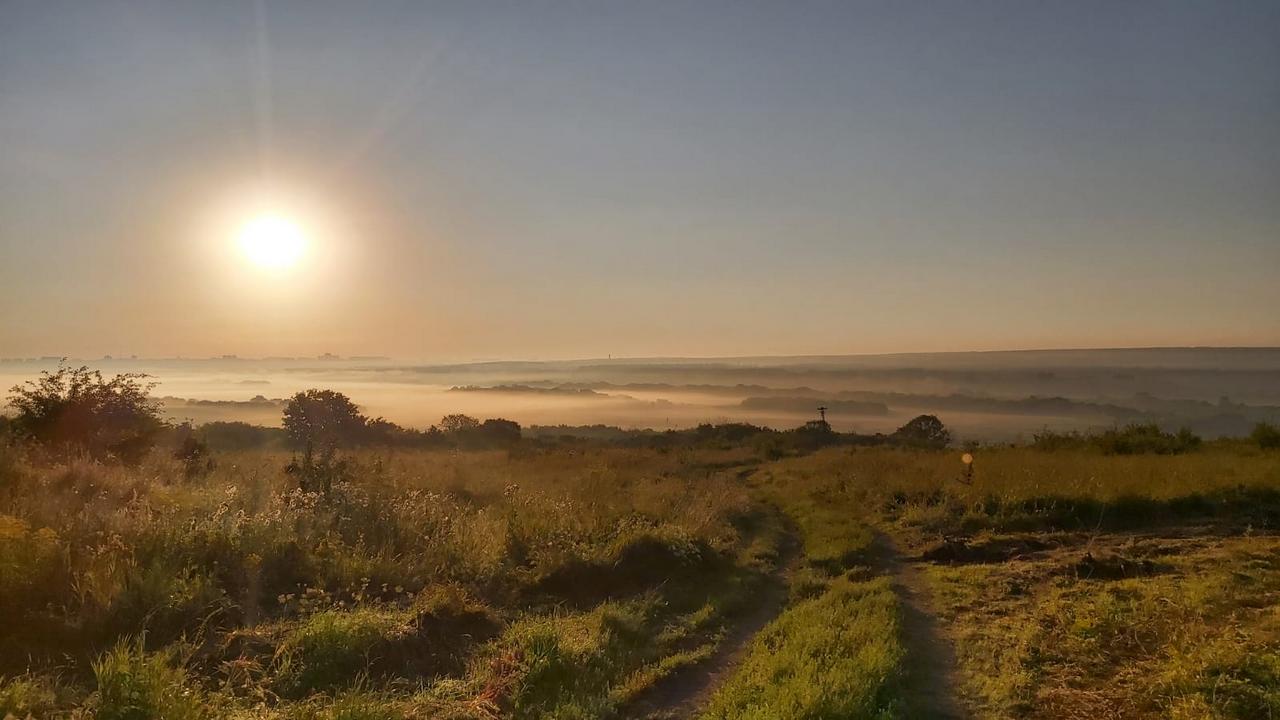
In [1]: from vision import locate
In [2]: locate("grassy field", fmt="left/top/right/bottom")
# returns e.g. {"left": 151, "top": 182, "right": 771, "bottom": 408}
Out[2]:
{"left": 0, "top": 444, "right": 787, "bottom": 719}
{"left": 2, "top": 437, "right": 1278, "bottom": 719}
{"left": 744, "top": 444, "right": 1280, "bottom": 720}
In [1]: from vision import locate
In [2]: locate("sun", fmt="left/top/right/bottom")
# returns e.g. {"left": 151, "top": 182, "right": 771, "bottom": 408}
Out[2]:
{"left": 237, "top": 214, "right": 307, "bottom": 269}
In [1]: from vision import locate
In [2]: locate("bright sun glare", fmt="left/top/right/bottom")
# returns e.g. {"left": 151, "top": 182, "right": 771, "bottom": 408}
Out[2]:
{"left": 237, "top": 214, "right": 307, "bottom": 269}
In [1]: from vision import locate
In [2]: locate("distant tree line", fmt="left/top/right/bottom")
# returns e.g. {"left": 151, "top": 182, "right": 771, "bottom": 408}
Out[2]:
{"left": 1031, "top": 423, "right": 1205, "bottom": 455}
{"left": 5, "top": 365, "right": 1279, "bottom": 467}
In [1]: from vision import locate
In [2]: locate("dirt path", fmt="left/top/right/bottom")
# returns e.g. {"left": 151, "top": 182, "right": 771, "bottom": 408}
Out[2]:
{"left": 625, "top": 532, "right": 801, "bottom": 720}
{"left": 872, "top": 533, "right": 968, "bottom": 720}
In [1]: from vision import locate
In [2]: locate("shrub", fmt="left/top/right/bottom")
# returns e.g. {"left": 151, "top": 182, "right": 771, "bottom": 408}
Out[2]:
{"left": 6, "top": 364, "right": 165, "bottom": 463}
{"left": 1093, "top": 423, "right": 1201, "bottom": 455}
{"left": 1030, "top": 429, "right": 1087, "bottom": 451}
{"left": 1253, "top": 422, "right": 1280, "bottom": 450}
{"left": 199, "top": 421, "right": 286, "bottom": 450}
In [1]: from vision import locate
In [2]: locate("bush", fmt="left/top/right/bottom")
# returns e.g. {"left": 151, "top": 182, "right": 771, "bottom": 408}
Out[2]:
{"left": 1093, "top": 423, "right": 1200, "bottom": 455}
{"left": 199, "top": 420, "right": 286, "bottom": 451}
{"left": 1253, "top": 422, "right": 1280, "bottom": 450}
{"left": 6, "top": 365, "right": 165, "bottom": 463}
{"left": 1032, "top": 424, "right": 1203, "bottom": 455}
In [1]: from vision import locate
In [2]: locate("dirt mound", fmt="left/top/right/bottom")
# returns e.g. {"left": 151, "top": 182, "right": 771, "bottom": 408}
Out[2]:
{"left": 530, "top": 532, "right": 717, "bottom": 606}
{"left": 375, "top": 600, "right": 501, "bottom": 678}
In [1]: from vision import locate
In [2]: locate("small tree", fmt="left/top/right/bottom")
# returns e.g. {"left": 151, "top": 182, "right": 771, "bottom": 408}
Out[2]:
{"left": 282, "top": 389, "right": 367, "bottom": 451}
{"left": 479, "top": 418, "right": 522, "bottom": 448}
{"left": 6, "top": 364, "right": 165, "bottom": 463}
{"left": 282, "top": 390, "right": 367, "bottom": 497}
{"left": 893, "top": 415, "right": 951, "bottom": 449}
{"left": 439, "top": 414, "right": 481, "bottom": 434}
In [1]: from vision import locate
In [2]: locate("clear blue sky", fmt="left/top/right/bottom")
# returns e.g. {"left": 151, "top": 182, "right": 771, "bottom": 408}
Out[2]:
{"left": 2, "top": 1, "right": 1277, "bottom": 359}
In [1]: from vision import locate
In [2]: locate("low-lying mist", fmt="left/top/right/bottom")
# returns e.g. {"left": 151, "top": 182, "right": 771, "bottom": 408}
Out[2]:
{"left": 3, "top": 347, "right": 1278, "bottom": 441}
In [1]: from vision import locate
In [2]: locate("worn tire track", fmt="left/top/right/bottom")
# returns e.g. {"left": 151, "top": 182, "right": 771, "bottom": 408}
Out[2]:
{"left": 872, "top": 533, "right": 968, "bottom": 720}
{"left": 624, "top": 531, "right": 801, "bottom": 719}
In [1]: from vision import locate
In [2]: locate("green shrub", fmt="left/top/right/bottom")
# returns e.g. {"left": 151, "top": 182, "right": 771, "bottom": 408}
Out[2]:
{"left": 1092, "top": 423, "right": 1201, "bottom": 455}
{"left": 1253, "top": 422, "right": 1280, "bottom": 450}
{"left": 1032, "top": 424, "right": 1203, "bottom": 455}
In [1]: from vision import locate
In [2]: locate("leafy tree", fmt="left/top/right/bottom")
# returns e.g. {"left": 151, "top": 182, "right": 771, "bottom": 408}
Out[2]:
{"left": 282, "top": 389, "right": 367, "bottom": 451}
{"left": 893, "top": 415, "right": 951, "bottom": 449}
{"left": 6, "top": 364, "right": 165, "bottom": 463}
{"left": 479, "top": 418, "right": 522, "bottom": 447}
{"left": 439, "top": 414, "right": 481, "bottom": 434}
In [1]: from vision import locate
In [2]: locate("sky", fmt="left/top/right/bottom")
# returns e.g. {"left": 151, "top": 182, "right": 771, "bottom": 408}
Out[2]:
{"left": 1, "top": 0, "right": 1278, "bottom": 361}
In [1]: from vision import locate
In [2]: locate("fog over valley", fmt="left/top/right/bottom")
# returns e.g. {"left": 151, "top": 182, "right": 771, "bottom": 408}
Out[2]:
{"left": 5, "top": 347, "right": 1277, "bottom": 441}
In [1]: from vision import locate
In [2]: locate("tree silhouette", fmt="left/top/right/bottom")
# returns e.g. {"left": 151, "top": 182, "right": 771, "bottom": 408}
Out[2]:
{"left": 893, "top": 414, "right": 951, "bottom": 449}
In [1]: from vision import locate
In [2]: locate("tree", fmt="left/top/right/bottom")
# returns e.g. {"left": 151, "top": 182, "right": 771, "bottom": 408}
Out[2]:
{"left": 282, "top": 389, "right": 367, "bottom": 451}
{"left": 439, "top": 414, "right": 481, "bottom": 434}
{"left": 479, "top": 418, "right": 522, "bottom": 447}
{"left": 6, "top": 364, "right": 165, "bottom": 463}
{"left": 893, "top": 415, "right": 951, "bottom": 449}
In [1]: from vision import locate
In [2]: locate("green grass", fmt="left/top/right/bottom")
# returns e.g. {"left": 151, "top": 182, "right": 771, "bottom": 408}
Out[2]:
{"left": 0, "top": 674, "right": 62, "bottom": 718}
{"left": 92, "top": 639, "right": 211, "bottom": 720}
{"left": 700, "top": 576, "right": 903, "bottom": 720}
{"left": 915, "top": 528, "right": 1280, "bottom": 719}
{"left": 692, "top": 452, "right": 905, "bottom": 719}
